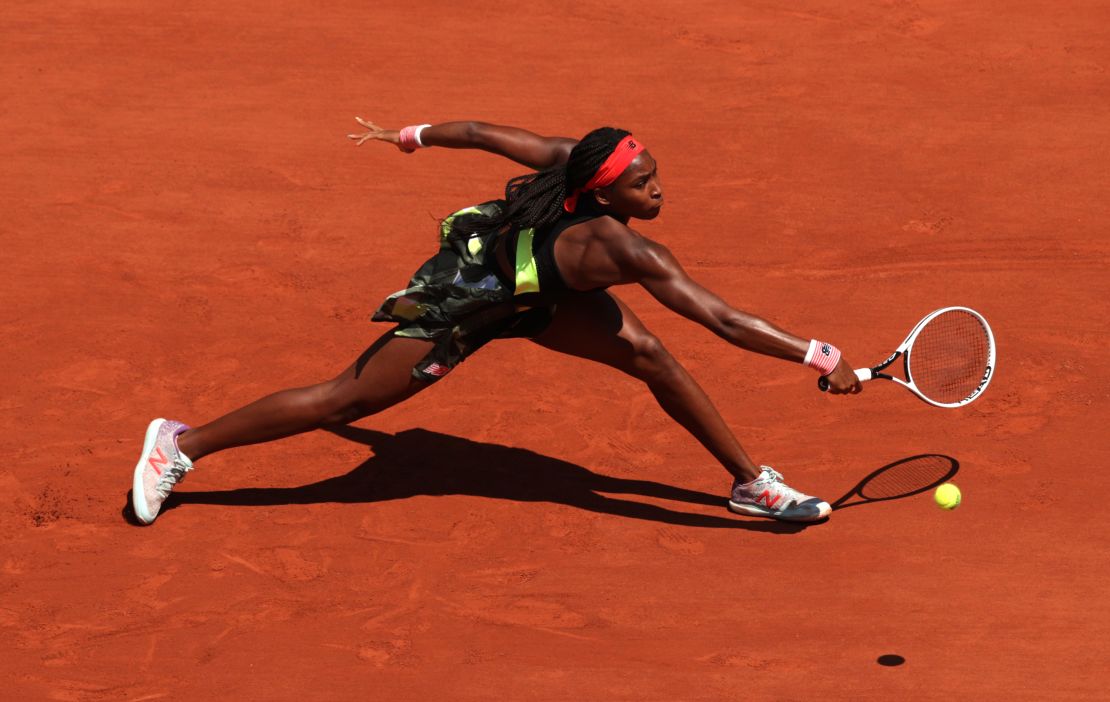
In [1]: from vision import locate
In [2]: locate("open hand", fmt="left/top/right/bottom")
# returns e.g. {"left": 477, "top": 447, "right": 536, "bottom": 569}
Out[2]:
{"left": 347, "top": 117, "right": 411, "bottom": 152}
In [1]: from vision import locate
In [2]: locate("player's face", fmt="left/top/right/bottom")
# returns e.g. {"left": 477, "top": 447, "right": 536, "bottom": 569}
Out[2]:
{"left": 594, "top": 152, "right": 664, "bottom": 220}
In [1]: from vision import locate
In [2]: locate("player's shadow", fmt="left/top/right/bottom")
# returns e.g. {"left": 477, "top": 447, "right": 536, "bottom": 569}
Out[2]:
{"left": 152, "top": 426, "right": 807, "bottom": 533}
{"left": 830, "top": 454, "right": 960, "bottom": 510}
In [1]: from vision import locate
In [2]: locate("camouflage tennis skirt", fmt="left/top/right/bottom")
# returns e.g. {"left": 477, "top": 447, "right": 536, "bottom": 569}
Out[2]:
{"left": 372, "top": 202, "right": 553, "bottom": 382}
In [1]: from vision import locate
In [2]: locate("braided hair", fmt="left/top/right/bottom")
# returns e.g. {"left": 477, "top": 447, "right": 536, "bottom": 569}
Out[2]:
{"left": 452, "top": 126, "right": 631, "bottom": 238}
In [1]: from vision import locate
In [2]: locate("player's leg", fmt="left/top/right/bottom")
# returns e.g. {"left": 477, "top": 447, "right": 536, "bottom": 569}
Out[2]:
{"left": 132, "top": 330, "right": 436, "bottom": 524}
{"left": 532, "top": 290, "right": 830, "bottom": 522}
{"left": 532, "top": 290, "right": 760, "bottom": 483}
{"left": 177, "top": 331, "right": 434, "bottom": 461}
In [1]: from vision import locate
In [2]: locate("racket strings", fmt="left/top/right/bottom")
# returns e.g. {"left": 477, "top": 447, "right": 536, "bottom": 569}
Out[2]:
{"left": 908, "top": 310, "right": 992, "bottom": 404}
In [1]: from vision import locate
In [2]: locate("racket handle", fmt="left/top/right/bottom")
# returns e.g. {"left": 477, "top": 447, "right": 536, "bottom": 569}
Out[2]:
{"left": 817, "top": 368, "right": 873, "bottom": 392}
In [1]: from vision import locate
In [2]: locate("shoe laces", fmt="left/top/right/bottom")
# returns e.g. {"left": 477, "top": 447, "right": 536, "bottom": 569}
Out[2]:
{"left": 735, "top": 467, "right": 783, "bottom": 495}
{"left": 155, "top": 456, "right": 193, "bottom": 499}
{"left": 759, "top": 466, "right": 806, "bottom": 505}
{"left": 760, "top": 466, "right": 784, "bottom": 484}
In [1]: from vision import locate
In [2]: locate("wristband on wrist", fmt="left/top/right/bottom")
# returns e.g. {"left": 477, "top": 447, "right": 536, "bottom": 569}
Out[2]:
{"left": 804, "top": 339, "right": 841, "bottom": 376}
{"left": 398, "top": 123, "right": 432, "bottom": 152}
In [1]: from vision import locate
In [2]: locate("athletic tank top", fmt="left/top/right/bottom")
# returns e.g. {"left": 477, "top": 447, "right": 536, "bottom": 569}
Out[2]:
{"left": 503, "top": 213, "right": 601, "bottom": 300}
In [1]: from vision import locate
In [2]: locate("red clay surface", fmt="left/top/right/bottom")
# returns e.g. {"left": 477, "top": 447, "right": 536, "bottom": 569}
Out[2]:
{"left": 3, "top": 1, "right": 1109, "bottom": 699}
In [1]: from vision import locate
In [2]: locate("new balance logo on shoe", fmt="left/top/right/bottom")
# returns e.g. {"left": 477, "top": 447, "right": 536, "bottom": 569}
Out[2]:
{"left": 757, "top": 490, "right": 782, "bottom": 508}
{"left": 148, "top": 447, "right": 168, "bottom": 476}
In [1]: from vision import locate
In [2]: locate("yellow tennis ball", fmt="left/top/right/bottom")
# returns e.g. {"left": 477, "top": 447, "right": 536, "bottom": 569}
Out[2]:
{"left": 934, "top": 483, "right": 961, "bottom": 510}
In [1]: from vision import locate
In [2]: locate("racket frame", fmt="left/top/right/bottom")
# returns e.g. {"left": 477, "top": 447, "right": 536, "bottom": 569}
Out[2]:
{"left": 822, "top": 306, "right": 996, "bottom": 408}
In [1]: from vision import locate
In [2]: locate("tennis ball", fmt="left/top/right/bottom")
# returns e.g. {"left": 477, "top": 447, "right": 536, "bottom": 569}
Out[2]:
{"left": 934, "top": 483, "right": 961, "bottom": 510}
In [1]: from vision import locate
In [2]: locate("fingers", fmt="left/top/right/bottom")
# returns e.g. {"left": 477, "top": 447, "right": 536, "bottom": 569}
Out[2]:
{"left": 823, "top": 357, "right": 863, "bottom": 395}
{"left": 824, "top": 372, "right": 862, "bottom": 395}
{"left": 355, "top": 117, "right": 384, "bottom": 132}
{"left": 348, "top": 117, "right": 392, "bottom": 146}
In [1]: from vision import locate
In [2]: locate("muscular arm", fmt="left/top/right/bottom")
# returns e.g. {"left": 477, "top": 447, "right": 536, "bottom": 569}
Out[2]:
{"left": 348, "top": 118, "right": 577, "bottom": 171}
{"left": 557, "top": 221, "right": 808, "bottom": 360}
{"left": 634, "top": 241, "right": 810, "bottom": 361}
{"left": 593, "top": 226, "right": 861, "bottom": 391}
{"left": 420, "top": 122, "right": 577, "bottom": 170}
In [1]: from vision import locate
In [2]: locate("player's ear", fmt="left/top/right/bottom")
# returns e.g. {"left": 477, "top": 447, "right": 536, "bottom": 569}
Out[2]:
{"left": 592, "top": 187, "right": 611, "bottom": 206}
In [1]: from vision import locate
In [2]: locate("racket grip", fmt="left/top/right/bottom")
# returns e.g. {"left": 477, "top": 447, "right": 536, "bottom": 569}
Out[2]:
{"left": 817, "top": 368, "right": 873, "bottom": 392}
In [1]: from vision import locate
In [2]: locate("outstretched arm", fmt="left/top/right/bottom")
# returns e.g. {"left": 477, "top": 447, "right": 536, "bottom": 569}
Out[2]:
{"left": 348, "top": 118, "right": 577, "bottom": 170}
{"left": 560, "top": 222, "right": 861, "bottom": 393}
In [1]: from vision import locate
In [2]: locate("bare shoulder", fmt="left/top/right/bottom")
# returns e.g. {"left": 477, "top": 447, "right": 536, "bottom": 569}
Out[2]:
{"left": 555, "top": 216, "right": 671, "bottom": 289}
{"left": 575, "top": 215, "right": 647, "bottom": 248}
{"left": 589, "top": 217, "right": 669, "bottom": 265}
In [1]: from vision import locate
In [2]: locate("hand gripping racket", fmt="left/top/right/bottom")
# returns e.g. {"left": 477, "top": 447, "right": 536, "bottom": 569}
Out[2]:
{"left": 819, "top": 306, "right": 996, "bottom": 408}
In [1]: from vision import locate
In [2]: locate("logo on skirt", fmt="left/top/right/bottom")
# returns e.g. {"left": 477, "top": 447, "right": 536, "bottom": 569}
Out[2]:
{"left": 423, "top": 362, "right": 450, "bottom": 377}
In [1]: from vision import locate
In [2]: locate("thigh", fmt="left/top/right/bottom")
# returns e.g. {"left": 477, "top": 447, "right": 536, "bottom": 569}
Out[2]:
{"left": 532, "top": 290, "right": 659, "bottom": 374}
{"left": 328, "top": 329, "right": 439, "bottom": 415}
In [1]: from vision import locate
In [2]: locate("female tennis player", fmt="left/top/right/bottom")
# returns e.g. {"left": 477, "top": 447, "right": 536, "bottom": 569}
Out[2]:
{"left": 131, "top": 119, "right": 862, "bottom": 526}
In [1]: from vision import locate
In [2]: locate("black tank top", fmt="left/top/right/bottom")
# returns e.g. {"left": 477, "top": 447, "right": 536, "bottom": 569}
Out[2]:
{"left": 504, "top": 213, "right": 601, "bottom": 298}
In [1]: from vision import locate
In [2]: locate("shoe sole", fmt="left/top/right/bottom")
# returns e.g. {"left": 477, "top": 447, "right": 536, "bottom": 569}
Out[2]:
{"left": 728, "top": 499, "right": 831, "bottom": 523}
{"left": 131, "top": 418, "right": 166, "bottom": 525}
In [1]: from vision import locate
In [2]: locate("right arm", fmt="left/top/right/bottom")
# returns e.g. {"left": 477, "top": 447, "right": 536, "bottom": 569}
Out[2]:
{"left": 348, "top": 118, "right": 577, "bottom": 171}
{"left": 557, "top": 220, "right": 862, "bottom": 394}
{"left": 625, "top": 233, "right": 862, "bottom": 394}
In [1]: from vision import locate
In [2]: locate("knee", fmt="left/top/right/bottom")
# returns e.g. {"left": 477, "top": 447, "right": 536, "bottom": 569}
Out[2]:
{"left": 310, "top": 380, "right": 372, "bottom": 426}
{"left": 322, "top": 401, "right": 371, "bottom": 427}
{"left": 628, "top": 333, "right": 676, "bottom": 380}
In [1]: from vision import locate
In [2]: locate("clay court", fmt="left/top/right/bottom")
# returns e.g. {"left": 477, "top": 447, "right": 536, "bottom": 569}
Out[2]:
{"left": 3, "top": 1, "right": 1108, "bottom": 699}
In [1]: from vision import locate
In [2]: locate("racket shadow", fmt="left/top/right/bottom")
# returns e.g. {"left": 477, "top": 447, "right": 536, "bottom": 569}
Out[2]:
{"left": 831, "top": 454, "right": 959, "bottom": 510}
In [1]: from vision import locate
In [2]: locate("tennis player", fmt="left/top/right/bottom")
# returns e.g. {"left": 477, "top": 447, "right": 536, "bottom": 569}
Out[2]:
{"left": 130, "top": 119, "right": 861, "bottom": 526}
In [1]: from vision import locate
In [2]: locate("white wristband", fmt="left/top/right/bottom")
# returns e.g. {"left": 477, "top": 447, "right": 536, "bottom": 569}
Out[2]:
{"left": 804, "top": 339, "right": 819, "bottom": 366}
{"left": 413, "top": 124, "right": 432, "bottom": 148}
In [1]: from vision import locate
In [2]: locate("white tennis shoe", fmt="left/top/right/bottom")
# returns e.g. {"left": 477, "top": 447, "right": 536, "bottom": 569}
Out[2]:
{"left": 131, "top": 418, "right": 193, "bottom": 525}
{"left": 729, "top": 466, "right": 831, "bottom": 522}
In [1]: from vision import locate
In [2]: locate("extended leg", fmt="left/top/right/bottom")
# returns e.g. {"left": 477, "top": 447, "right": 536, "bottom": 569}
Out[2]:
{"left": 533, "top": 291, "right": 760, "bottom": 482}
{"left": 178, "top": 331, "right": 435, "bottom": 461}
{"left": 133, "top": 330, "right": 437, "bottom": 524}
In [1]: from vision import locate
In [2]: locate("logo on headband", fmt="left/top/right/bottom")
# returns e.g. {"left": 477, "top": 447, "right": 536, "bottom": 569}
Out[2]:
{"left": 627, "top": 140, "right": 637, "bottom": 149}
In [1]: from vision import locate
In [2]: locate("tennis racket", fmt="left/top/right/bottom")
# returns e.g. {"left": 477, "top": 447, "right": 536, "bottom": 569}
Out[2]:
{"left": 819, "top": 306, "right": 996, "bottom": 408}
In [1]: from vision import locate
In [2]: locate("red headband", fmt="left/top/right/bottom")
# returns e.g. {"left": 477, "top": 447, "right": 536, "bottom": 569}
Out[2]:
{"left": 563, "top": 135, "right": 646, "bottom": 212}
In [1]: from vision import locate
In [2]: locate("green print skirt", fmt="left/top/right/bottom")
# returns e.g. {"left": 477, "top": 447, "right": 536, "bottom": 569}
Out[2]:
{"left": 372, "top": 202, "right": 554, "bottom": 382}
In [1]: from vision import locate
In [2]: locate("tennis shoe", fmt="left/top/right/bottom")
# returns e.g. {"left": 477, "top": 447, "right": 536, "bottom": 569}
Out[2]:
{"left": 131, "top": 418, "right": 193, "bottom": 525}
{"left": 729, "top": 466, "right": 831, "bottom": 522}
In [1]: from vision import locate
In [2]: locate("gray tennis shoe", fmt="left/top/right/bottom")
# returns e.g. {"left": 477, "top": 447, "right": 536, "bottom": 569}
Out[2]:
{"left": 729, "top": 466, "right": 831, "bottom": 522}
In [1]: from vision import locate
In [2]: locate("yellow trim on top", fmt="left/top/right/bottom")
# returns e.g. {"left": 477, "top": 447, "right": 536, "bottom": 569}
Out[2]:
{"left": 514, "top": 228, "right": 540, "bottom": 295}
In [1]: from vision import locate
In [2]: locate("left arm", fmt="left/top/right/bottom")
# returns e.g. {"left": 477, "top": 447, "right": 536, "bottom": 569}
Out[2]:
{"left": 348, "top": 118, "right": 576, "bottom": 170}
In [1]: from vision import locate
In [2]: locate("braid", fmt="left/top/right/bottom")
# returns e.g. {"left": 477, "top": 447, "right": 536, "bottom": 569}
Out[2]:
{"left": 451, "top": 126, "right": 631, "bottom": 238}
{"left": 563, "top": 127, "right": 631, "bottom": 201}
